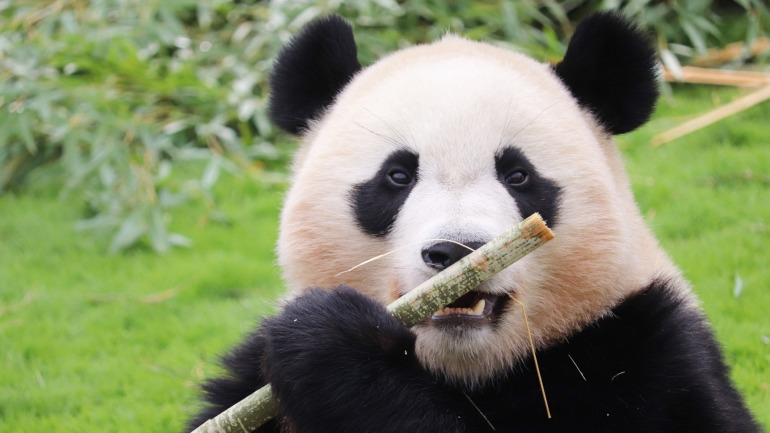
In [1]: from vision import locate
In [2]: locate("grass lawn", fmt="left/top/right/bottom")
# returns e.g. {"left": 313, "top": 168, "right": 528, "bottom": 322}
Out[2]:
{"left": 1, "top": 84, "right": 768, "bottom": 432}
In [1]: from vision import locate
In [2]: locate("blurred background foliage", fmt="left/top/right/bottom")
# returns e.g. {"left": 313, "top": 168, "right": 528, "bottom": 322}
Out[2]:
{"left": 1, "top": 0, "right": 768, "bottom": 253}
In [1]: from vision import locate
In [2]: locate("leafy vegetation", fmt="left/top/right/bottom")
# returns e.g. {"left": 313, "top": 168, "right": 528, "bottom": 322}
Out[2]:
{"left": 1, "top": 1, "right": 768, "bottom": 431}
{"left": 1, "top": 0, "right": 767, "bottom": 251}
{"left": 1, "top": 85, "right": 768, "bottom": 432}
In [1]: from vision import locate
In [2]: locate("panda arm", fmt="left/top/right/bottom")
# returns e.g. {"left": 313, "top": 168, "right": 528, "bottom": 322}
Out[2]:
{"left": 261, "top": 286, "right": 469, "bottom": 433}
{"left": 183, "top": 331, "right": 280, "bottom": 433}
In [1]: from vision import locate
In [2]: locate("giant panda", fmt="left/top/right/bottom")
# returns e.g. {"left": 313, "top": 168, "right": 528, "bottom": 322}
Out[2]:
{"left": 184, "top": 13, "right": 761, "bottom": 433}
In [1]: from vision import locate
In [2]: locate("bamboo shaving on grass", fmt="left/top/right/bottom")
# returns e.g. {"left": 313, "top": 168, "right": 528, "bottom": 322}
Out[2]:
{"left": 190, "top": 213, "right": 554, "bottom": 433}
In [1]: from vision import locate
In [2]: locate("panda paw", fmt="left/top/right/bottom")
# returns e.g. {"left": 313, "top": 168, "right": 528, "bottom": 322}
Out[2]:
{"left": 262, "top": 286, "right": 416, "bottom": 381}
{"left": 261, "top": 286, "right": 422, "bottom": 431}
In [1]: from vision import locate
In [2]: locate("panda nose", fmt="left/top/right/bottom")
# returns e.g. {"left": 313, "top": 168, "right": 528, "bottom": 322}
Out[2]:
{"left": 421, "top": 241, "right": 485, "bottom": 271}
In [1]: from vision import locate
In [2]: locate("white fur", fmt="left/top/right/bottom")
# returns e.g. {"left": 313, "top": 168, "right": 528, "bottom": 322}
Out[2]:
{"left": 277, "top": 35, "right": 690, "bottom": 386}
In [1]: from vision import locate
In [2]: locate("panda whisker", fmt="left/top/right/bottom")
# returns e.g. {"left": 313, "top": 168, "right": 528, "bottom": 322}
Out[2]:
{"left": 334, "top": 239, "right": 476, "bottom": 277}
{"left": 462, "top": 392, "right": 496, "bottom": 431}
{"left": 510, "top": 295, "right": 552, "bottom": 419}
{"left": 497, "top": 97, "right": 515, "bottom": 149}
{"left": 399, "top": 113, "right": 419, "bottom": 149}
{"left": 568, "top": 354, "right": 587, "bottom": 382}
{"left": 498, "top": 99, "right": 563, "bottom": 152}
{"left": 352, "top": 120, "right": 404, "bottom": 147}
{"left": 363, "top": 107, "right": 413, "bottom": 147}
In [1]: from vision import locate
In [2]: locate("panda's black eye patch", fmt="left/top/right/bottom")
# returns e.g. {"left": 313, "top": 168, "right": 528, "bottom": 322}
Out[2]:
{"left": 353, "top": 150, "right": 419, "bottom": 237}
{"left": 504, "top": 169, "right": 529, "bottom": 186}
{"left": 387, "top": 169, "right": 412, "bottom": 186}
{"left": 495, "top": 147, "right": 561, "bottom": 227}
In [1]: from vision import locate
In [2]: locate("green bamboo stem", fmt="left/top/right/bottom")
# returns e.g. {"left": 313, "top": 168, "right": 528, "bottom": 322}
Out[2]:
{"left": 191, "top": 384, "right": 278, "bottom": 433}
{"left": 191, "top": 213, "right": 554, "bottom": 433}
{"left": 387, "top": 212, "right": 554, "bottom": 326}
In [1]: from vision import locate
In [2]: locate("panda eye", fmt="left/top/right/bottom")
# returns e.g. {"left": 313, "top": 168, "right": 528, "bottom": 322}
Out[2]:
{"left": 505, "top": 169, "right": 529, "bottom": 186}
{"left": 387, "top": 169, "right": 412, "bottom": 186}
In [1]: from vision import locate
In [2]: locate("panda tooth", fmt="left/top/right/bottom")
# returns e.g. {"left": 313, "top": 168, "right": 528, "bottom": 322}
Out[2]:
{"left": 434, "top": 307, "right": 463, "bottom": 317}
{"left": 471, "top": 299, "right": 486, "bottom": 316}
{"left": 433, "top": 299, "right": 487, "bottom": 318}
{"left": 433, "top": 308, "right": 450, "bottom": 317}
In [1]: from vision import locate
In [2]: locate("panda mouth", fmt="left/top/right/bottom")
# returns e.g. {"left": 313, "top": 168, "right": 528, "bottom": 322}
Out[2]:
{"left": 431, "top": 290, "right": 506, "bottom": 320}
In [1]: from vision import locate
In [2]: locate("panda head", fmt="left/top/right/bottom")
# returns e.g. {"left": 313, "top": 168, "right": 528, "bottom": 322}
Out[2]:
{"left": 272, "top": 14, "right": 673, "bottom": 386}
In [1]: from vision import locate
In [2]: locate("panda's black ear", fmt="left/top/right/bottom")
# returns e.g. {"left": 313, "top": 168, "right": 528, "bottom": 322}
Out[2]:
{"left": 269, "top": 15, "right": 361, "bottom": 135}
{"left": 554, "top": 13, "right": 659, "bottom": 135}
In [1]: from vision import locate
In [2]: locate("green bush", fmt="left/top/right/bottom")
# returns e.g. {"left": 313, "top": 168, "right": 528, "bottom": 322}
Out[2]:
{"left": 1, "top": 0, "right": 767, "bottom": 252}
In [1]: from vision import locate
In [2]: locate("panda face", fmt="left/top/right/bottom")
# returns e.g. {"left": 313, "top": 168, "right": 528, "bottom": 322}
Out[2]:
{"left": 275, "top": 20, "right": 668, "bottom": 386}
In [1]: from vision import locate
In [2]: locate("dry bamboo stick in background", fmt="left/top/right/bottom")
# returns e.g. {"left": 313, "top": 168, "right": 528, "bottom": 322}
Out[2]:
{"left": 662, "top": 66, "right": 770, "bottom": 87}
{"left": 651, "top": 84, "right": 770, "bottom": 147}
{"left": 191, "top": 213, "right": 555, "bottom": 433}
{"left": 690, "top": 37, "right": 770, "bottom": 67}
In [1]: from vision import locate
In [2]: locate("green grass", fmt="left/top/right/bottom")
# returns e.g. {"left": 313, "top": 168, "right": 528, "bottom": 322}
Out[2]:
{"left": 618, "top": 85, "right": 770, "bottom": 427}
{"left": 1, "top": 85, "right": 768, "bottom": 431}
{"left": 0, "top": 175, "right": 286, "bottom": 431}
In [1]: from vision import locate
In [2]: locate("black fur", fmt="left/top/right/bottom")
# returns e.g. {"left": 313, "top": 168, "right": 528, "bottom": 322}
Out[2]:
{"left": 352, "top": 149, "right": 420, "bottom": 237}
{"left": 260, "top": 287, "right": 467, "bottom": 433}
{"left": 183, "top": 330, "right": 280, "bottom": 432}
{"left": 461, "top": 281, "right": 761, "bottom": 432}
{"left": 268, "top": 16, "right": 361, "bottom": 134}
{"left": 184, "top": 281, "right": 760, "bottom": 433}
{"left": 495, "top": 147, "right": 562, "bottom": 227}
{"left": 554, "top": 13, "right": 659, "bottom": 135}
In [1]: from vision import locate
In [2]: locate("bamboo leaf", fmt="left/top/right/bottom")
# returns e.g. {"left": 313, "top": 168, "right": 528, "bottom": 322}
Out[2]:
{"left": 149, "top": 207, "right": 170, "bottom": 253}
{"left": 201, "top": 158, "right": 221, "bottom": 191}
{"left": 109, "top": 208, "right": 147, "bottom": 253}
{"left": 16, "top": 113, "right": 37, "bottom": 154}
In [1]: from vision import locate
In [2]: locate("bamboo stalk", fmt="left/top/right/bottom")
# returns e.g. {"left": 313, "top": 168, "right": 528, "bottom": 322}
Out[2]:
{"left": 387, "top": 213, "right": 554, "bottom": 327}
{"left": 191, "top": 213, "right": 554, "bottom": 433}
{"left": 651, "top": 84, "right": 770, "bottom": 147}
{"left": 690, "top": 37, "right": 770, "bottom": 68}
{"left": 191, "top": 384, "right": 278, "bottom": 433}
{"left": 662, "top": 66, "right": 770, "bottom": 87}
